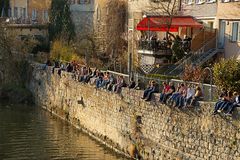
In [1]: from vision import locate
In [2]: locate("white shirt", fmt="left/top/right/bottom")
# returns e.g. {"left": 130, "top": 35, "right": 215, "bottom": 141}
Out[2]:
{"left": 186, "top": 87, "right": 195, "bottom": 99}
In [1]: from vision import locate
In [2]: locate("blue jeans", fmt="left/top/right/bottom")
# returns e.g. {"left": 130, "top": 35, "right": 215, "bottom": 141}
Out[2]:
{"left": 226, "top": 102, "right": 240, "bottom": 114}
{"left": 175, "top": 96, "right": 185, "bottom": 107}
{"left": 219, "top": 101, "right": 230, "bottom": 110}
{"left": 159, "top": 93, "right": 165, "bottom": 102}
{"left": 214, "top": 100, "right": 223, "bottom": 112}
{"left": 146, "top": 90, "right": 157, "bottom": 101}
{"left": 143, "top": 88, "right": 153, "bottom": 98}
{"left": 185, "top": 97, "right": 192, "bottom": 106}
{"left": 96, "top": 79, "right": 103, "bottom": 88}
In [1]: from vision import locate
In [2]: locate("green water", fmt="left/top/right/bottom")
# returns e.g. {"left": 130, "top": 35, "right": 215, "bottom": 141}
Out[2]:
{"left": 0, "top": 104, "right": 127, "bottom": 160}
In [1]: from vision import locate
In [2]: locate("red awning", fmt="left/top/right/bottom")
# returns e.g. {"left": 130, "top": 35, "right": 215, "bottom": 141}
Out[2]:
{"left": 136, "top": 16, "right": 203, "bottom": 32}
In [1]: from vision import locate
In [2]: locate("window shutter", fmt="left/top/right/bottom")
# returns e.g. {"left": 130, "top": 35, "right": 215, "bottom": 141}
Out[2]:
{"left": 232, "top": 22, "right": 238, "bottom": 42}
{"left": 238, "top": 22, "right": 240, "bottom": 41}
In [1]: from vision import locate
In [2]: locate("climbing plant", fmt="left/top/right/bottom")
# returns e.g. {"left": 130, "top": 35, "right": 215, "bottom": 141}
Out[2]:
{"left": 49, "top": 0, "right": 75, "bottom": 42}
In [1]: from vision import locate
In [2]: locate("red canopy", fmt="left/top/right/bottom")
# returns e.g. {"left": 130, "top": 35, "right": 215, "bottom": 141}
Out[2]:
{"left": 136, "top": 16, "right": 203, "bottom": 32}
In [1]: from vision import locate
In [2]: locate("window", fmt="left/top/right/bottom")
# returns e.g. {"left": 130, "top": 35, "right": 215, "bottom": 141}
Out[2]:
{"left": 238, "top": 22, "right": 240, "bottom": 41}
{"left": 96, "top": 6, "right": 101, "bottom": 21}
{"left": 106, "top": 6, "right": 109, "bottom": 15}
{"left": 206, "top": 0, "right": 216, "bottom": 3}
{"left": 78, "top": 0, "right": 90, "bottom": 4}
{"left": 222, "top": 0, "right": 230, "bottom": 2}
{"left": 231, "top": 22, "right": 239, "bottom": 42}
{"left": 196, "top": 0, "right": 205, "bottom": 4}
{"left": 43, "top": 10, "right": 48, "bottom": 22}
{"left": 186, "top": 0, "right": 194, "bottom": 4}
{"left": 22, "top": 8, "right": 26, "bottom": 18}
{"left": 208, "top": 21, "right": 214, "bottom": 29}
{"left": 8, "top": 8, "right": 11, "bottom": 17}
{"left": 32, "top": 9, "right": 37, "bottom": 20}
{"left": 14, "top": 7, "right": 18, "bottom": 18}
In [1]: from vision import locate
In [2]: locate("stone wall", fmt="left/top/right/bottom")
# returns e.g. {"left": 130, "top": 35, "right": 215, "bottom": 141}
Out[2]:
{"left": 28, "top": 63, "right": 240, "bottom": 160}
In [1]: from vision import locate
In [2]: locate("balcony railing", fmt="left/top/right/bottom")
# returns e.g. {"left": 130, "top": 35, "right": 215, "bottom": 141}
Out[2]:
{"left": 138, "top": 39, "right": 192, "bottom": 55}
{"left": 138, "top": 39, "right": 171, "bottom": 51}
{"left": 5, "top": 17, "right": 49, "bottom": 25}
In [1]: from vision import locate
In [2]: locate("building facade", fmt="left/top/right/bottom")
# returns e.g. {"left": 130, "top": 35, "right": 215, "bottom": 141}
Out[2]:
{"left": 8, "top": 0, "right": 51, "bottom": 24}
{"left": 216, "top": 0, "right": 240, "bottom": 59}
{"left": 9, "top": 0, "right": 28, "bottom": 20}
{"left": 6, "top": 0, "right": 51, "bottom": 53}
{"left": 28, "top": 0, "right": 51, "bottom": 24}
{"left": 70, "top": 0, "right": 110, "bottom": 55}
{"left": 182, "top": 0, "right": 217, "bottom": 29}
{"left": 70, "top": 0, "right": 95, "bottom": 36}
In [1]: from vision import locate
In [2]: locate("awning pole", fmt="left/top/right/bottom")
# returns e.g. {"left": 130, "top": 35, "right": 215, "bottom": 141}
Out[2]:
{"left": 148, "top": 17, "right": 150, "bottom": 49}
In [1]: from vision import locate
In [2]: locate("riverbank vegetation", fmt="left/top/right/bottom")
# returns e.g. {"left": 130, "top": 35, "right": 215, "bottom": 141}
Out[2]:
{"left": 0, "top": 22, "right": 33, "bottom": 104}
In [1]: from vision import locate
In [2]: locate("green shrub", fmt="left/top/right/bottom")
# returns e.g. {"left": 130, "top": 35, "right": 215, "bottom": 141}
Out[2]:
{"left": 213, "top": 58, "right": 240, "bottom": 92}
{"left": 50, "top": 39, "right": 84, "bottom": 64}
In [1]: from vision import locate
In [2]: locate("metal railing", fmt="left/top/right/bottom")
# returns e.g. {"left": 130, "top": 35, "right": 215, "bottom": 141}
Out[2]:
{"left": 168, "top": 37, "right": 217, "bottom": 76}
{"left": 132, "top": 73, "right": 218, "bottom": 101}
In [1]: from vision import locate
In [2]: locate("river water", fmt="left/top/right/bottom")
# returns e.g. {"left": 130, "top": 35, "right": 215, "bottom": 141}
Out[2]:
{"left": 0, "top": 104, "right": 127, "bottom": 160}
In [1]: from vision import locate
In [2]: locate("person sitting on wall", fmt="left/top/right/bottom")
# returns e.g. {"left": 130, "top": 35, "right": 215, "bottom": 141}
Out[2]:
{"left": 216, "top": 91, "right": 234, "bottom": 113}
{"left": 134, "top": 79, "right": 145, "bottom": 90}
{"left": 166, "top": 83, "right": 182, "bottom": 106}
{"left": 66, "top": 62, "right": 73, "bottom": 72}
{"left": 225, "top": 92, "right": 240, "bottom": 116}
{"left": 159, "top": 82, "right": 170, "bottom": 102}
{"left": 161, "top": 82, "right": 175, "bottom": 104}
{"left": 141, "top": 80, "right": 153, "bottom": 99}
{"left": 128, "top": 77, "right": 136, "bottom": 89}
{"left": 96, "top": 72, "right": 104, "bottom": 88}
{"left": 212, "top": 90, "right": 230, "bottom": 115}
{"left": 90, "top": 69, "right": 100, "bottom": 85}
{"left": 113, "top": 75, "right": 126, "bottom": 94}
{"left": 107, "top": 74, "right": 116, "bottom": 91}
{"left": 57, "top": 62, "right": 65, "bottom": 78}
{"left": 184, "top": 84, "right": 195, "bottom": 108}
{"left": 52, "top": 60, "right": 60, "bottom": 74}
{"left": 43, "top": 59, "right": 51, "bottom": 70}
{"left": 84, "top": 67, "right": 93, "bottom": 83}
{"left": 101, "top": 72, "right": 110, "bottom": 89}
{"left": 142, "top": 80, "right": 159, "bottom": 102}
{"left": 189, "top": 86, "right": 203, "bottom": 107}
{"left": 174, "top": 85, "right": 187, "bottom": 108}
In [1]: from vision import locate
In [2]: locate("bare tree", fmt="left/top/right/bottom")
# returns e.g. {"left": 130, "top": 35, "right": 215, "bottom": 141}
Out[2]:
{"left": 148, "top": 0, "right": 180, "bottom": 40}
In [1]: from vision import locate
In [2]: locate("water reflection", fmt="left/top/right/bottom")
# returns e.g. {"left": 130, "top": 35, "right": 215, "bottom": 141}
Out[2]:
{"left": 0, "top": 104, "right": 127, "bottom": 160}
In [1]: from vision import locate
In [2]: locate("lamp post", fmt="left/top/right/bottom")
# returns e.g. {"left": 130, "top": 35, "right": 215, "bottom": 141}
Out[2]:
{"left": 201, "top": 67, "right": 213, "bottom": 101}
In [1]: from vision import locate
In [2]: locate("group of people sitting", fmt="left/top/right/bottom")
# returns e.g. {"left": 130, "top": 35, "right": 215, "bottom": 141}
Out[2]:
{"left": 142, "top": 81, "right": 203, "bottom": 108}
{"left": 44, "top": 60, "right": 240, "bottom": 116}
{"left": 45, "top": 60, "right": 145, "bottom": 94}
{"left": 213, "top": 89, "right": 240, "bottom": 116}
